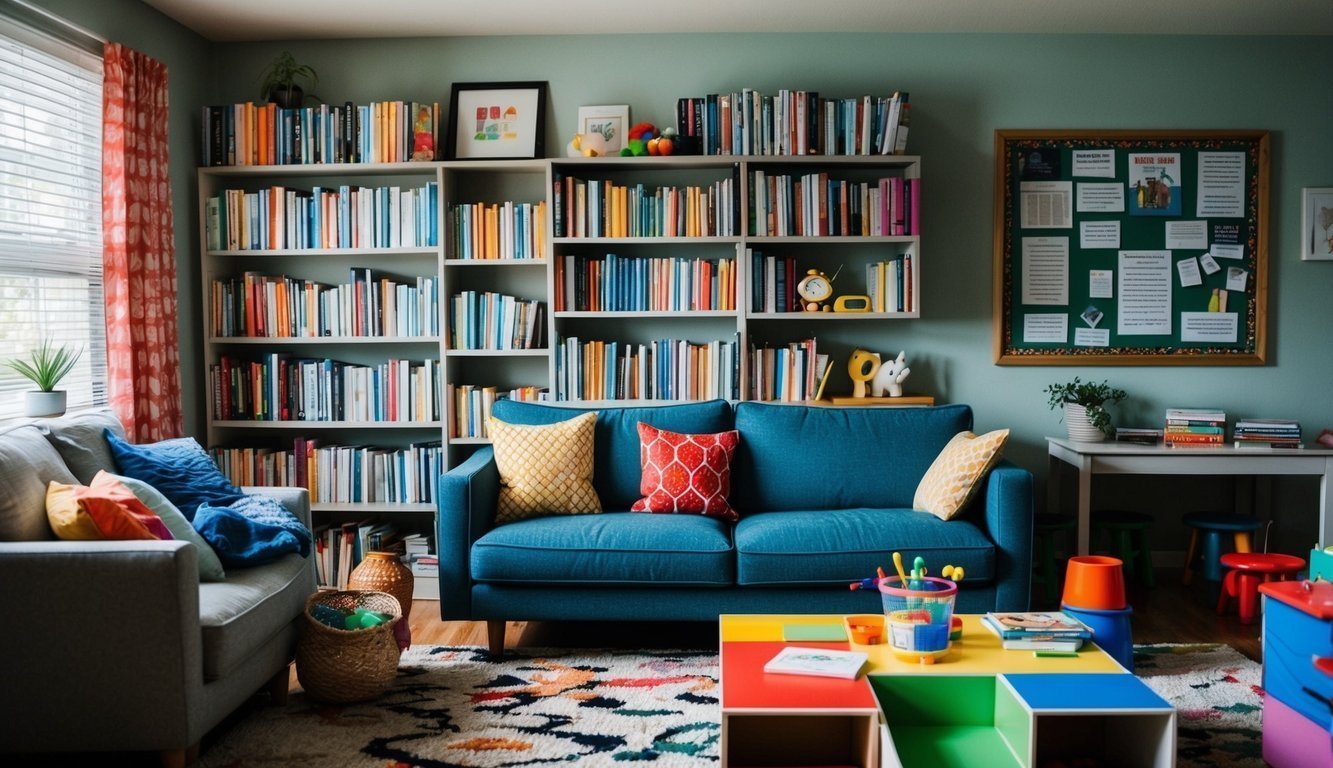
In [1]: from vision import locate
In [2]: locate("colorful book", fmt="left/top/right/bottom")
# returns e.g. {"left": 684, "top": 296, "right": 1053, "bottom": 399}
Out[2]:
{"left": 763, "top": 646, "right": 867, "bottom": 680}
{"left": 982, "top": 611, "right": 1093, "bottom": 639}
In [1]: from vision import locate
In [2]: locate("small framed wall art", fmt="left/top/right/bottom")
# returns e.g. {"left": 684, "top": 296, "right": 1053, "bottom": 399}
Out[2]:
{"left": 447, "top": 81, "right": 548, "bottom": 160}
{"left": 1300, "top": 187, "right": 1333, "bottom": 261}
{"left": 576, "top": 104, "right": 630, "bottom": 155}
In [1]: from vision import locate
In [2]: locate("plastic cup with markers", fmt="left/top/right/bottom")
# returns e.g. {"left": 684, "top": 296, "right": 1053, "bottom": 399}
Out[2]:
{"left": 879, "top": 574, "right": 958, "bottom": 664}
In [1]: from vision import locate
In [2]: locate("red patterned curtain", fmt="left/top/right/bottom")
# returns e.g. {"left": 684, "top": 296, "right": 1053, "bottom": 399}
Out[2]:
{"left": 102, "top": 43, "right": 182, "bottom": 441}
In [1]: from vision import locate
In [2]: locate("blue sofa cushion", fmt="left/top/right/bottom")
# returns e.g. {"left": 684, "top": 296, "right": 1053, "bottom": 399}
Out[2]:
{"left": 472, "top": 512, "right": 734, "bottom": 586}
{"left": 734, "top": 508, "right": 994, "bottom": 586}
{"left": 490, "top": 399, "right": 734, "bottom": 510}
{"left": 731, "top": 403, "right": 973, "bottom": 512}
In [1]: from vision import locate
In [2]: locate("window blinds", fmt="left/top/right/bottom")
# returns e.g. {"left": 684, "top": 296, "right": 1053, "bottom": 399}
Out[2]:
{"left": 0, "top": 13, "right": 106, "bottom": 419}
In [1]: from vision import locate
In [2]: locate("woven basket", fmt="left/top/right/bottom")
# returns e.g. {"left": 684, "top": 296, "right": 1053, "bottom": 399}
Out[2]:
{"left": 295, "top": 590, "right": 403, "bottom": 703}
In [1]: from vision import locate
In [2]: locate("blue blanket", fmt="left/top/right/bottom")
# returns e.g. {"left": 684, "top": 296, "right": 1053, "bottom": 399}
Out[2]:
{"left": 193, "top": 495, "right": 312, "bottom": 568}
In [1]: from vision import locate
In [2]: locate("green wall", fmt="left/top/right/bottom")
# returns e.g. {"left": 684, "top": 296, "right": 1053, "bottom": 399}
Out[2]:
{"left": 18, "top": 8, "right": 1333, "bottom": 549}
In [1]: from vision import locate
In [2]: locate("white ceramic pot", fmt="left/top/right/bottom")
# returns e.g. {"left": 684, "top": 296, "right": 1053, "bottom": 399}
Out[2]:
{"left": 24, "top": 390, "right": 66, "bottom": 418}
{"left": 1064, "top": 402, "right": 1107, "bottom": 442}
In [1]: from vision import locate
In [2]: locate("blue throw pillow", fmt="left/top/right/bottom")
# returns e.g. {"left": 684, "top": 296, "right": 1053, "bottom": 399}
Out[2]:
{"left": 104, "top": 429, "right": 244, "bottom": 519}
{"left": 193, "top": 495, "right": 312, "bottom": 568}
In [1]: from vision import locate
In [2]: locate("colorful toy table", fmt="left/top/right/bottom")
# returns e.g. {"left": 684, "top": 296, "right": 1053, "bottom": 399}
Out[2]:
{"left": 720, "top": 614, "right": 1176, "bottom": 768}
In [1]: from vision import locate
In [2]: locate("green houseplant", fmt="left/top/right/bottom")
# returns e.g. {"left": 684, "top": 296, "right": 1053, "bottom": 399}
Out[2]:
{"left": 1045, "top": 377, "right": 1126, "bottom": 441}
{"left": 4, "top": 339, "right": 83, "bottom": 417}
{"left": 258, "top": 51, "right": 318, "bottom": 109}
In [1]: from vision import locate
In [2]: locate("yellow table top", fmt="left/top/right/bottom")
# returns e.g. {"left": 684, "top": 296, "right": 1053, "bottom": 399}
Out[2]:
{"left": 719, "top": 614, "right": 1127, "bottom": 675}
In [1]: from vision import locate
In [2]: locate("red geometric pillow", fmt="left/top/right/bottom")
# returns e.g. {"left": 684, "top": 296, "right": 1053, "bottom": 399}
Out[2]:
{"left": 631, "top": 422, "right": 741, "bottom": 521}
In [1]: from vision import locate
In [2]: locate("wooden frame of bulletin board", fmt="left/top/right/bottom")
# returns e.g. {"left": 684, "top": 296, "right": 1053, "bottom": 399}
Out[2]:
{"left": 993, "top": 129, "right": 1270, "bottom": 365}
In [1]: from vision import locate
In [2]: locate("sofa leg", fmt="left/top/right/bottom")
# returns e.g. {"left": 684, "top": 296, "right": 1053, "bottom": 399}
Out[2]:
{"left": 160, "top": 743, "right": 198, "bottom": 768}
{"left": 267, "top": 663, "right": 291, "bottom": 705}
{"left": 487, "top": 620, "right": 506, "bottom": 657}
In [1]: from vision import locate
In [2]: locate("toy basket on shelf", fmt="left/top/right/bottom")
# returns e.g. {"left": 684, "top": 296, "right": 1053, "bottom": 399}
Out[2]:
{"left": 295, "top": 590, "right": 403, "bottom": 703}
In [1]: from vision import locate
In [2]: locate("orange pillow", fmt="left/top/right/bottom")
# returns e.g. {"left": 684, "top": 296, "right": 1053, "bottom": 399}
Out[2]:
{"left": 46, "top": 470, "right": 174, "bottom": 541}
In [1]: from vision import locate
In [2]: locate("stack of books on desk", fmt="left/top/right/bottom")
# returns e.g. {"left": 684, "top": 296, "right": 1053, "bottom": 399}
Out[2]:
{"left": 1115, "top": 427, "right": 1163, "bottom": 445}
{"left": 982, "top": 611, "right": 1092, "bottom": 651}
{"left": 1234, "top": 418, "right": 1302, "bottom": 449}
{"left": 1164, "top": 408, "right": 1226, "bottom": 447}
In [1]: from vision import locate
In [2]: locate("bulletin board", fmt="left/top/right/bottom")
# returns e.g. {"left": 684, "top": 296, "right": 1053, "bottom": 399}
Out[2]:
{"left": 993, "top": 129, "right": 1269, "bottom": 365}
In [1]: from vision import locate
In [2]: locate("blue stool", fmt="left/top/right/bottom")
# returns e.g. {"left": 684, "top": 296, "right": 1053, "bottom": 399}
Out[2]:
{"left": 1182, "top": 512, "right": 1263, "bottom": 585}
{"left": 1063, "top": 602, "right": 1135, "bottom": 672}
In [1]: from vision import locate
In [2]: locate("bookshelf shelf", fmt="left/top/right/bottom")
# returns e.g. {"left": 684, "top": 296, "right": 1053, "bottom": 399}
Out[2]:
{"left": 747, "top": 311, "right": 918, "bottom": 320}
{"left": 555, "top": 310, "right": 737, "bottom": 319}
{"left": 552, "top": 236, "right": 742, "bottom": 246}
{"left": 209, "top": 336, "right": 442, "bottom": 344}
{"left": 206, "top": 247, "right": 438, "bottom": 258}
{"left": 444, "top": 348, "right": 548, "bottom": 357}
{"left": 211, "top": 421, "right": 444, "bottom": 429}
{"left": 444, "top": 258, "right": 547, "bottom": 266}
{"left": 311, "top": 502, "right": 437, "bottom": 513}
{"left": 448, "top": 437, "right": 492, "bottom": 445}
{"left": 745, "top": 235, "right": 918, "bottom": 245}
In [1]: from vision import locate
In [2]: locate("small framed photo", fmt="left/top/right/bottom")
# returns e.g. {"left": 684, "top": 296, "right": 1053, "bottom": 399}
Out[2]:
{"left": 1301, "top": 187, "right": 1333, "bottom": 261}
{"left": 577, "top": 105, "right": 630, "bottom": 155}
{"left": 447, "top": 81, "right": 548, "bottom": 160}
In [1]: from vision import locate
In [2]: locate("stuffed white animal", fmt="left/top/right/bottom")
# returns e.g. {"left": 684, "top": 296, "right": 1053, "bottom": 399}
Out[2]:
{"left": 870, "top": 351, "right": 911, "bottom": 397}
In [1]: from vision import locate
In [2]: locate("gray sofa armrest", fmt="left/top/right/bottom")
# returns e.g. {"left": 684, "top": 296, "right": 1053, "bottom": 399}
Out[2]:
{"left": 0, "top": 539, "right": 202, "bottom": 750}
{"left": 437, "top": 447, "right": 499, "bottom": 620}
{"left": 978, "top": 459, "right": 1034, "bottom": 611}
{"left": 241, "top": 484, "right": 312, "bottom": 530}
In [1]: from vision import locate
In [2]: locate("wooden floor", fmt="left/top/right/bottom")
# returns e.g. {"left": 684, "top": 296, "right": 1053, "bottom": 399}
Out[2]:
{"left": 409, "top": 566, "right": 1264, "bottom": 661}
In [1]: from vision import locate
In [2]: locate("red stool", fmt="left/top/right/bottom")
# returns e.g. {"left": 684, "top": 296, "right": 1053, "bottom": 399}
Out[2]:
{"left": 1216, "top": 552, "right": 1306, "bottom": 624}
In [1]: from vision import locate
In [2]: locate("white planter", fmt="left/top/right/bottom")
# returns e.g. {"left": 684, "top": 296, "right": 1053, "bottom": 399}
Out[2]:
{"left": 1064, "top": 402, "right": 1107, "bottom": 442}
{"left": 24, "top": 390, "right": 67, "bottom": 418}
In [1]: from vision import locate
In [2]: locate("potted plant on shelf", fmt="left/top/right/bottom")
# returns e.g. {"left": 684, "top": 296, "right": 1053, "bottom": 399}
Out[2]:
{"left": 4, "top": 339, "right": 83, "bottom": 417}
{"left": 258, "top": 51, "right": 318, "bottom": 109}
{"left": 1045, "top": 377, "right": 1126, "bottom": 442}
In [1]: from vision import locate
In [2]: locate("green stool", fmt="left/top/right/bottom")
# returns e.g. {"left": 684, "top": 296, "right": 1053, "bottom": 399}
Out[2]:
{"left": 1033, "top": 513, "right": 1076, "bottom": 605}
{"left": 1091, "top": 509, "right": 1157, "bottom": 588}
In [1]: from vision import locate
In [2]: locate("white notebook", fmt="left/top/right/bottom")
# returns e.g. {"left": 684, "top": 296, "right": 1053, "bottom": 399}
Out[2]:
{"left": 763, "top": 646, "right": 868, "bottom": 680}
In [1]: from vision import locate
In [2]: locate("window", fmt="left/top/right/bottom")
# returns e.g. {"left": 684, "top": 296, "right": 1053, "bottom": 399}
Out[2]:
{"left": 0, "top": 13, "right": 106, "bottom": 419}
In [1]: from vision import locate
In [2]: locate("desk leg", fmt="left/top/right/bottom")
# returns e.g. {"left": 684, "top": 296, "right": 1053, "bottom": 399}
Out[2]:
{"left": 1321, "top": 458, "right": 1333, "bottom": 548}
{"left": 1076, "top": 455, "right": 1093, "bottom": 556}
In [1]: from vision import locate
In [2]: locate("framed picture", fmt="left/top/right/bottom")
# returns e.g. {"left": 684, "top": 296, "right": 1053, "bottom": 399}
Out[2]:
{"left": 1301, "top": 187, "right": 1333, "bottom": 261}
{"left": 576, "top": 105, "right": 630, "bottom": 155}
{"left": 447, "top": 81, "right": 547, "bottom": 160}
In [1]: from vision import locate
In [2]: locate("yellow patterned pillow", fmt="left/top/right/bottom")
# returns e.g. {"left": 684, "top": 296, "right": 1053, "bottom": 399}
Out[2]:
{"left": 489, "top": 412, "right": 602, "bottom": 524}
{"left": 914, "top": 429, "right": 1010, "bottom": 521}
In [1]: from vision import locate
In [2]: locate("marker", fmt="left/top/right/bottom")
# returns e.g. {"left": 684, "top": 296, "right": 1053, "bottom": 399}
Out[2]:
{"left": 1034, "top": 650, "right": 1079, "bottom": 658}
{"left": 892, "top": 552, "right": 909, "bottom": 585}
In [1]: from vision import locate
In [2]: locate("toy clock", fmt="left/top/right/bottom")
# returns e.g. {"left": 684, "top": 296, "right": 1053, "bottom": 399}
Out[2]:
{"left": 796, "top": 269, "right": 834, "bottom": 312}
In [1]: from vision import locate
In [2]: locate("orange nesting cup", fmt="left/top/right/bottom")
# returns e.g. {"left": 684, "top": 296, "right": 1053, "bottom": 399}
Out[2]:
{"left": 1061, "top": 555, "right": 1127, "bottom": 610}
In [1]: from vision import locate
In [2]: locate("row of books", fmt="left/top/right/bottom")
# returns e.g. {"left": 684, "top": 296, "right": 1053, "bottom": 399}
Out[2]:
{"left": 749, "top": 340, "right": 833, "bottom": 402}
{"left": 1164, "top": 407, "right": 1227, "bottom": 446}
{"left": 313, "top": 520, "right": 405, "bottom": 590}
{"left": 554, "top": 335, "right": 741, "bottom": 402}
{"left": 749, "top": 172, "right": 919, "bottom": 237}
{"left": 675, "top": 90, "right": 910, "bottom": 157}
{"left": 553, "top": 254, "right": 737, "bottom": 312}
{"left": 211, "top": 438, "right": 443, "bottom": 505}
{"left": 746, "top": 252, "right": 914, "bottom": 313}
{"left": 209, "top": 269, "right": 440, "bottom": 339}
{"left": 448, "top": 201, "right": 548, "bottom": 261}
{"left": 209, "top": 355, "right": 442, "bottom": 423}
{"left": 981, "top": 611, "right": 1092, "bottom": 652}
{"left": 447, "top": 384, "right": 546, "bottom": 439}
{"left": 201, "top": 100, "right": 440, "bottom": 167}
{"left": 205, "top": 183, "right": 439, "bottom": 251}
{"left": 551, "top": 174, "right": 739, "bottom": 238}
{"left": 447, "top": 292, "right": 546, "bottom": 351}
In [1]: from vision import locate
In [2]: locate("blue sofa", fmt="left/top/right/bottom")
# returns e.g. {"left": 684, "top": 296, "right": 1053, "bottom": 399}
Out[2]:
{"left": 437, "top": 400, "right": 1033, "bottom": 653}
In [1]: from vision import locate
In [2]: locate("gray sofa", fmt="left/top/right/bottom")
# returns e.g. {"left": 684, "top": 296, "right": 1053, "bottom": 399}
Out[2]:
{"left": 0, "top": 409, "right": 317, "bottom": 766}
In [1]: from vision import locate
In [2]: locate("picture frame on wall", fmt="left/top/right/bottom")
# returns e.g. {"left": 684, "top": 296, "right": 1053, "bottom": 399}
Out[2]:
{"left": 447, "top": 81, "right": 548, "bottom": 160}
{"left": 576, "top": 104, "right": 630, "bottom": 155}
{"left": 1300, "top": 187, "right": 1333, "bottom": 261}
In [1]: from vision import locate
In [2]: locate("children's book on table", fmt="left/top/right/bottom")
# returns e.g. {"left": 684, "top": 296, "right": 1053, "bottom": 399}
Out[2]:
{"left": 763, "top": 646, "right": 867, "bottom": 679}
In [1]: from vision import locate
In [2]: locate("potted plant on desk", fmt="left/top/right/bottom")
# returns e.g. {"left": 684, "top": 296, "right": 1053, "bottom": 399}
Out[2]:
{"left": 1045, "top": 377, "right": 1126, "bottom": 442}
{"left": 4, "top": 339, "right": 83, "bottom": 417}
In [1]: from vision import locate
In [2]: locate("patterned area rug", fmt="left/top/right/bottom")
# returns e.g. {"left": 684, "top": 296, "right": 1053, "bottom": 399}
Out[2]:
{"left": 202, "top": 643, "right": 1263, "bottom": 768}
{"left": 1134, "top": 643, "right": 1265, "bottom": 768}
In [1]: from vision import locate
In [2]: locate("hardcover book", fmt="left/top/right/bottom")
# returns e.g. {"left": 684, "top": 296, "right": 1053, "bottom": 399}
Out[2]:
{"left": 763, "top": 646, "right": 867, "bottom": 680}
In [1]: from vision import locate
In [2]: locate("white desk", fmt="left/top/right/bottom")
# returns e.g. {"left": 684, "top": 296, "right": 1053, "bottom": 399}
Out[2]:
{"left": 1047, "top": 437, "right": 1333, "bottom": 555}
